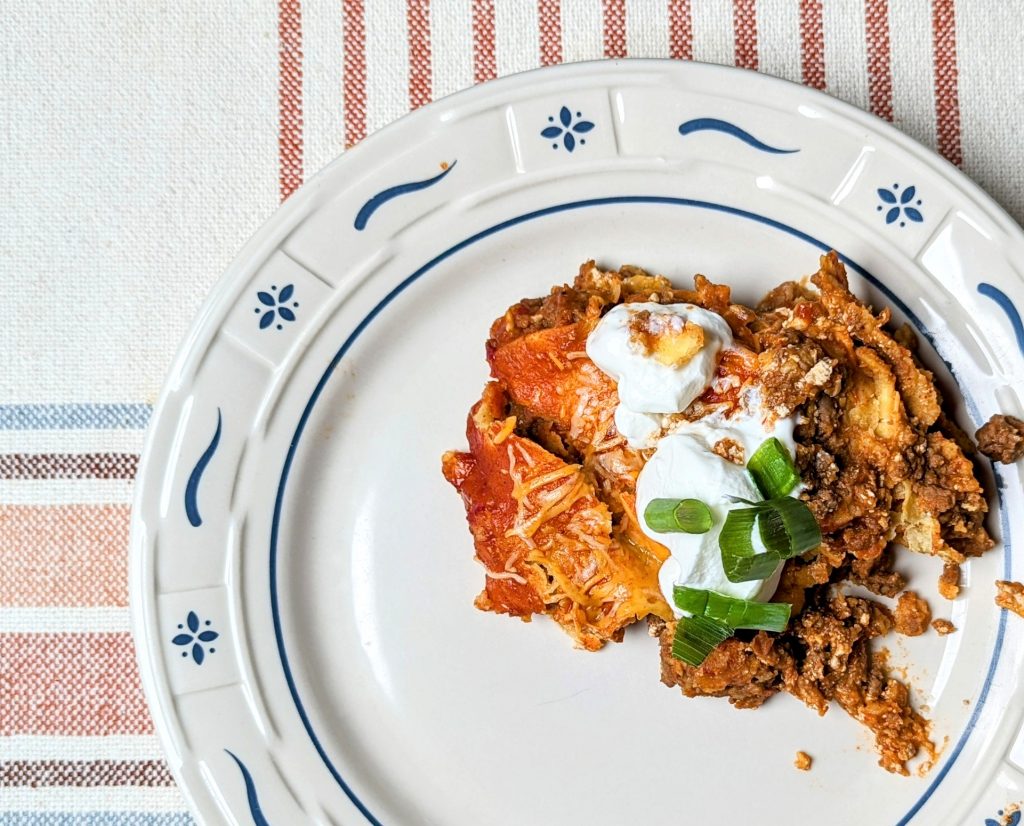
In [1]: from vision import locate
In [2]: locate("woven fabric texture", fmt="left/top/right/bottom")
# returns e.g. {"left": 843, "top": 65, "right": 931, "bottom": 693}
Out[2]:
{"left": 2, "top": 0, "right": 1022, "bottom": 820}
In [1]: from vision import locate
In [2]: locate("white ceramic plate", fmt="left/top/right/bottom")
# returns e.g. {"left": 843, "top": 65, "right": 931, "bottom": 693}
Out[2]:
{"left": 131, "top": 60, "right": 1024, "bottom": 826}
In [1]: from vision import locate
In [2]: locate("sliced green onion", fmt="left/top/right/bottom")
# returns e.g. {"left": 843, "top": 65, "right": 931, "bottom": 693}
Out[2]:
{"left": 672, "top": 586, "right": 711, "bottom": 617}
{"left": 718, "top": 505, "right": 784, "bottom": 582}
{"left": 676, "top": 500, "right": 713, "bottom": 533}
{"left": 643, "top": 498, "right": 713, "bottom": 534}
{"left": 748, "top": 438, "right": 800, "bottom": 499}
{"left": 673, "top": 586, "right": 791, "bottom": 632}
{"left": 671, "top": 615, "right": 734, "bottom": 667}
{"left": 719, "top": 496, "right": 822, "bottom": 583}
{"left": 757, "top": 495, "right": 822, "bottom": 558}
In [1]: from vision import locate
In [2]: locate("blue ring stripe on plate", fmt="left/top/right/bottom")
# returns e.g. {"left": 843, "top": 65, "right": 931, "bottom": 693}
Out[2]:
{"left": 0, "top": 403, "right": 152, "bottom": 431}
{"left": 270, "top": 196, "right": 1009, "bottom": 826}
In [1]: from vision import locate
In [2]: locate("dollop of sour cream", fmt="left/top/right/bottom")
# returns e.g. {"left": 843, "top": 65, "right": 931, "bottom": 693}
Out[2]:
{"left": 586, "top": 301, "right": 798, "bottom": 613}
{"left": 586, "top": 303, "right": 733, "bottom": 448}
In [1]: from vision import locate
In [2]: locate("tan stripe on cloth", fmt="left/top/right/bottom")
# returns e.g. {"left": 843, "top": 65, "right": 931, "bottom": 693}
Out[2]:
{"left": 278, "top": 0, "right": 304, "bottom": 199}
{"left": 931, "top": 0, "right": 961, "bottom": 165}
{"left": 0, "top": 633, "right": 152, "bottom": 736}
{"left": 0, "top": 759, "right": 174, "bottom": 787}
{"left": 0, "top": 453, "right": 139, "bottom": 480}
{"left": 733, "top": 0, "right": 758, "bottom": 69}
{"left": 0, "top": 505, "right": 129, "bottom": 607}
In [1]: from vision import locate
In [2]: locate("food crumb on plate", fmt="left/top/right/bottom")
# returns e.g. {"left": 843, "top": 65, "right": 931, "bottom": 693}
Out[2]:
{"left": 894, "top": 591, "right": 931, "bottom": 636}
{"left": 991, "top": 803, "right": 1023, "bottom": 826}
{"left": 976, "top": 414, "right": 1024, "bottom": 464}
{"left": 932, "top": 618, "right": 956, "bottom": 635}
{"left": 938, "top": 562, "right": 960, "bottom": 600}
{"left": 794, "top": 751, "right": 812, "bottom": 771}
{"left": 996, "top": 580, "right": 1024, "bottom": 618}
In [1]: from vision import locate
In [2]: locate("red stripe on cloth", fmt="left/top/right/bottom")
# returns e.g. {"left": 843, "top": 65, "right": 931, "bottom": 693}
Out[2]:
{"left": 473, "top": 0, "right": 497, "bottom": 83}
{"left": 733, "top": 0, "right": 758, "bottom": 70}
{"left": 931, "top": 0, "right": 962, "bottom": 166}
{"left": 407, "top": 0, "right": 432, "bottom": 109}
{"left": 405, "top": 0, "right": 430, "bottom": 110}
{"left": 278, "top": 0, "right": 303, "bottom": 200}
{"left": 668, "top": 0, "right": 693, "bottom": 61}
{"left": 0, "top": 759, "right": 174, "bottom": 787}
{"left": 799, "top": 0, "right": 825, "bottom": 89}
{"left": 0, "top": 453, "right": 138, "bottom": 480}
{"left": 864, "top": 0, "right": 894, "bottom": 121}
{"left": 343, "top": 0, "right": 367, "bottom": 148}
{"left": 538, "top": 0, "right": 562, "bottom": 66}
{"left": 602, "top": 0, "right": 626, "bottom": 59}
{"left": 0, "top": 505, "right": 129, "bottom": 607}
{"left": 0, "top": 633, "right": 152, "bottom": 736}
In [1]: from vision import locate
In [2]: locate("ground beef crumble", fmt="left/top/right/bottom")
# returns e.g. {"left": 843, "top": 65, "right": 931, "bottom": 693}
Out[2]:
{"left": 938, "top": 562, "right": 961, "bottom": 600}
{"left": 894, "top": 591, "right": 932, "bottom": 637}
{"left": 847, "top": 549, "right": 907, "bottom": 597}
{"left": 932, "top": 619, "right": 956, "bottom": 635}
{"left": 996, "top": 580, "right": 1024, "bottom": 618}
{"left": 712, "top": 437, "right": 745, "bottom": 465}
{"left": 976, "top": 414, "right": 1024, "bottom": 464}
{"left": 656, "top": 591, "right": 932, "bottom": 774}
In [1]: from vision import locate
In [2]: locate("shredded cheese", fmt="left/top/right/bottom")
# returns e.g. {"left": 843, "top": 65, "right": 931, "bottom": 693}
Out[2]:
{"left": 514, "top": 442, "right": 536, "bottom": 468}
{"left": 492, "top": 415, "right": 517, "bottom": 445}
{"left": 513, "top": 477, "right": 586, "bottom": 540}
{"left": 581, "top": 571, "right": 609, "bottom": 594}
{"left": 575, "top": 531, "right": 610, "bottom": 552}
{"left": 547, "top": 352, "right": 566, "bottom": 371}
{"left": 510, "top": 463, "right": 579, "bottom": 498}
{"left": 473, "top": 555, "right": 528, "bottom": 585}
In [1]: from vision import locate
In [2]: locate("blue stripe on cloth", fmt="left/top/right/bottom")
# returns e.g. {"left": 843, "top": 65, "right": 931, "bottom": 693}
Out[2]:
{"left": 1, "top": 815, "right": 195, "bottom": 825}
{"left": 0, "top": 404, "right": 152, "bottom": 431}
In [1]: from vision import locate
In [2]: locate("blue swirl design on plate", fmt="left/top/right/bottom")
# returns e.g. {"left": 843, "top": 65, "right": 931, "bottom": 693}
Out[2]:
{"left": 678, "top": 118, "right": 799, "bottom": 154}
{"left": 540, "top": 106, "right": 595, "bottom": 152}
{"left": 986, "top": 808, "right": 1021, "bottom": 826}
{"left": 184, "top": 408, "right": 222, "bottom": 527}
{"left": 978, "top": 282, "right": 1024, "bottom": 356}
{"left": 877, "top": 182, "right": 924, "bottom": 227}
{"left": 225, "top": 750, "right": 271, "bottom": 826}
{"left": 354, "top": 161, "right": 457, "bottom": 230}
{"left": 171, "top": 611, "right": 219, "bottom": 665}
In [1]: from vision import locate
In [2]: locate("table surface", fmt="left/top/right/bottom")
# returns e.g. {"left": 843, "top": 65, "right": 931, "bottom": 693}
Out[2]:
{"left": 3, "top": 1, "right": 1023, "bottom": 822}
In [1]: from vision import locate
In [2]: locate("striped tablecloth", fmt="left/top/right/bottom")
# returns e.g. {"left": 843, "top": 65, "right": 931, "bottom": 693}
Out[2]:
{"left": 3, "top": 1, "right": 1023, "bottom": 822}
